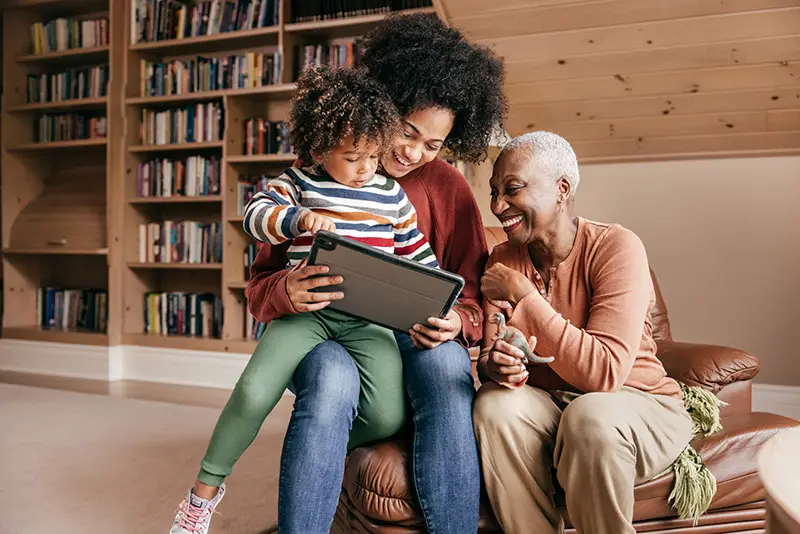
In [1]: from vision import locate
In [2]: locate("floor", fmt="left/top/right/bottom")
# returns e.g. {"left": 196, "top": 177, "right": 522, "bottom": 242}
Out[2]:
{"left": 0, "top": 369, "right": 235, "bottom": 408}
{"left": 0, "top": 371, "right": 292, "bottom": 534}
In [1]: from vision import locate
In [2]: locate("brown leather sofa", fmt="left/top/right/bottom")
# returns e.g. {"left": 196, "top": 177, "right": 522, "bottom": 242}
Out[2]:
{"left": 332, "top": 227, "right": 799, "bottom": 533}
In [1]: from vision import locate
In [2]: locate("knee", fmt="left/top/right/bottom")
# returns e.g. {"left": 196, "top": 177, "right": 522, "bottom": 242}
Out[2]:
{"left": 404, "top": 341, "right": 471, "bottom": 385}
{"left": 294, "top": 342, "right": 360, "bottom": 423}
{"left": 473, "top": 382, "right": 529, "bottom": 433}
{"left": 559, "top": 393, "right": 624, "bottom": 450}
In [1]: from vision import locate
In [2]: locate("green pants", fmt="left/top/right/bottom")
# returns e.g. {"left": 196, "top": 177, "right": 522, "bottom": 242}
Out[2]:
{"left": 198, "top": 308, "right": 406, "bottom": 486}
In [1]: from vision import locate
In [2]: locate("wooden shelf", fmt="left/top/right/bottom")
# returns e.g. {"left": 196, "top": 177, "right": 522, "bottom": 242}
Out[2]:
{"left": 16, "top": 45, "right": 110, "bottom": 64}
{"left": 126, "top": 84, "right": 296, "bottom": 105}
{"left": 8, "top": 139, "right": 108, "bottom": 151}
{"left": 226, "top": 153, "right": 296, "bottom": 164}
{"left": 130, "top": 26, "right": 279, "bottom": 54}
{"left": 3, "top": 327, "right": 109, "bottom": 346}
{"left": 228, "top": 216, "right": 245, "bottom": 223}
{"left": 122, "top": 333, "right": 257, "bottom": 353}
{"left": 129, "top": 195, "right": 222, "bottom": 204}
{"left": 128, "top": 141, "right": 224, "bottom": 152}
{"left": 6, "top": 97, "right": 108, "bottom": 113}
{"left": 3, "top": 247, "right": 108, "bottom": 256}
{"left": 127, "top": 262, "right": 223, "bottom": 270}
{"left": 285, "top": 7, "right": 435, "bottom": 36}
{"left": 227, "top": 281, "right": 249, "bottom": 289}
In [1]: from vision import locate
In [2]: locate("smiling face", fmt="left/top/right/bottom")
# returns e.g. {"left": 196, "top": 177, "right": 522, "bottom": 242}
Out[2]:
{"left": 489, "top": 149, "right": 571, "bottom": 246}
{"left": 318, "top": 135, "right": 381, "bottom": 188}
{"left": 380, "top": 106, "right": 455, "bottom": 178}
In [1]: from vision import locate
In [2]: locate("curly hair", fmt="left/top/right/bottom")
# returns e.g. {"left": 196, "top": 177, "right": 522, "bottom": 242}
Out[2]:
{"left": 289, "top": 66, "right": 401, "bottom": 163}
{"left": 359, "top": 12, "right": 508, "bottom": 163}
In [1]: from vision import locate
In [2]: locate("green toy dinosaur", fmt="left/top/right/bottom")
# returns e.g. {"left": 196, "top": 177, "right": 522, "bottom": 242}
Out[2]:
{"left": 490, "top": 312, "right": 554, "bottom": 364}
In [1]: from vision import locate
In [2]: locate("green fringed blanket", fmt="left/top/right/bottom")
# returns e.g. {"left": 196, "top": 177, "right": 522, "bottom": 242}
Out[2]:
{"left": 669, "top": 382, "right": 727, "bottom": 524}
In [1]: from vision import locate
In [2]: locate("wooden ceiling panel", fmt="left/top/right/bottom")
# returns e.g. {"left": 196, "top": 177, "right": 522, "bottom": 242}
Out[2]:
{"left": 569, "top": 131, "right": 800, "bottom": 161}
{"left": 505, "top": 63, "right": 800, "bottom": 106}
{"left": 484, "top": 8, "right": 800, "bottom": 63}
{"left": 437, "top": 0, "right": 800, "bottom": 161}
{"left": 451, "top": 0, "right": 800, "bottom": 41}
{"left": 504, "top": 36, "right": 800, "bottom": 84}
{"left": 516, "top": 110, "right": 797, "bottom": 143}
{"left": 506, "top": 86, "right": 800, "bottom": 129}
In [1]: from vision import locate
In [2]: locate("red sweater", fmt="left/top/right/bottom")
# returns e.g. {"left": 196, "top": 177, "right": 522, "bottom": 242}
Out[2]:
{"left": 245, "top": 158, "right": 489, "bottom": 347}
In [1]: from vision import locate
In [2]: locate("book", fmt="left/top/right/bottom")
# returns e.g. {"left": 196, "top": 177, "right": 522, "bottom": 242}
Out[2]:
{"left": 243, "top": 119, "right": 290, "bottom": 155}
{"left": 140, "top": 102, "right": 224, "bottom": 145}
{"left": 293, "top": 40, "right": 360, "bottom": 79}
{"left": 30, "top": 16, "right": 109, "bottom": 54}
{"left": 35, "top": 287, "right": 108, "bottom": 333}
{"left": 27, "top": 66, "right": 109, "bottom": 104}
{"left": 131, "top": 0, "right": 280, "bottom": 44}
{"left": 33, "top": 112, "right": 107, "bottom": 142}
{"left": 140, "top": 51, "right": 282, "bottom": 97}
{"left": 144, "top": 291, "right": 222, "bottom": 338}
{"left": 245, "top": 308, "right": 266, "bottom": 340}
{"left": 138, "top": 221, "right": 223, "bottom": 263}
{"left": 136, "top": 155, "right": 221, "bottom": 197}
{"left": 290, "top": 0, "right": 432, "bottom": 23}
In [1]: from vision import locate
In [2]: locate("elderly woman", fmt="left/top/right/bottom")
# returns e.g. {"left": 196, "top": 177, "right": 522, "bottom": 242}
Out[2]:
{"left": 474, "top": 131, "right": 694, "bottom": 534}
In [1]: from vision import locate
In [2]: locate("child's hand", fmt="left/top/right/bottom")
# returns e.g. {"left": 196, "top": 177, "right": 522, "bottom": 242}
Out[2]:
{"left": 300, "top": 211, "right": 336, "bottom": 235}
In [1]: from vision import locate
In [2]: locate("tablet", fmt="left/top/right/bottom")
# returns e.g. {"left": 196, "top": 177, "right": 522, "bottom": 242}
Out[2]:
{"left": 307, "top": 231, "right": 465, "bottom": 332}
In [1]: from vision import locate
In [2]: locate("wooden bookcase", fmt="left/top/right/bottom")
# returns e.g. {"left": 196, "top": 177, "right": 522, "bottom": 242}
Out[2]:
{"left": 1, "top": 0, "right": 125, "bottom": 346}
{"left": 1, "top": 0, "right": 434, "bottom": 354}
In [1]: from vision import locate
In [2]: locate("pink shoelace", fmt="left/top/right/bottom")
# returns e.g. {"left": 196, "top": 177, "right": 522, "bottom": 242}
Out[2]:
{"left": 176, "top": 499, "right": 215, "bottom": 533}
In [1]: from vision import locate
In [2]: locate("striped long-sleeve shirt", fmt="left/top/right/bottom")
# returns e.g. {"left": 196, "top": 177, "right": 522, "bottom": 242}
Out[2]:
{"left": 243, "top": 165, "right": 439, "bottom": 268}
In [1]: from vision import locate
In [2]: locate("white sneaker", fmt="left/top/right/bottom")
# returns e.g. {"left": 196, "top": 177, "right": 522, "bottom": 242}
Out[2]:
{"left": 169, "top": 484, "right": 226, "bottom": 534}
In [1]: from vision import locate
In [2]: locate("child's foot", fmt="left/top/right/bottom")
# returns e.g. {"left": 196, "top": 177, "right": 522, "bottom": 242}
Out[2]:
{"left": 169, "top": 483, "right": 225, "bottom": 534}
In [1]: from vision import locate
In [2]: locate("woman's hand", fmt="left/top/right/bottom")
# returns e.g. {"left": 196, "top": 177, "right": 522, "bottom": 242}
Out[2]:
{"left": 481, "top": 263, "right": 537, "bottom": 306}
{"left": 482, "top": 339, "right": 529, "bottom": 388}
{"left": 409, "top": 309, "right": 462, "bottom": 350}
{"left": 285, "top": 259, "right": 344, "bottom": 313}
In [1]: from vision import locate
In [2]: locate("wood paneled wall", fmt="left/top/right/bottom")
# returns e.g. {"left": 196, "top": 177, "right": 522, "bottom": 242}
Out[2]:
{"left": 439, "top": 0, "right": 800, "bottom": 162}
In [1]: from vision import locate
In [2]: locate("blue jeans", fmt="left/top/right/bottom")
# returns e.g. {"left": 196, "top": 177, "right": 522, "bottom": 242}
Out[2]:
{"left": 277, "top": 337, "right": 480, "bottom": 533}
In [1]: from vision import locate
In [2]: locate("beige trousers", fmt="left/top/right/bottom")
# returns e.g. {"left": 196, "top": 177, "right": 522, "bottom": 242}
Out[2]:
{"left": 473, "top": 383, "right": 693, "bottom": 534}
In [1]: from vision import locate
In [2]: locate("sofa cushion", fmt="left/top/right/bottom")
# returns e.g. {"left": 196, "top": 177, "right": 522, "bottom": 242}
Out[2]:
{"left": 343, "top": 412, "right": 798, "bottom": 527}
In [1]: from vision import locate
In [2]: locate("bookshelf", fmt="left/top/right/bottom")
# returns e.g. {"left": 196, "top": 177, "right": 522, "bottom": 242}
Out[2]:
{"left": 2, "top": 0, "right": 434, "bottom": 354}
{"left": 1, "top": 0, "right": 124, "bottom": 345}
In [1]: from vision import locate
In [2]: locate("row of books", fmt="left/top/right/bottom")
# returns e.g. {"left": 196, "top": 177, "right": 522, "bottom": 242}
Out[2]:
{"left": 140, "top": 52, "right": 282, "bottom": 97}
{"left": 138, "top": 221, "right": 223, "bottom": 264}
{"left": 244, "top": 242, "right": 259, "bottom": 280}
{"left": 140, "top": 103, "right": 224, "bottom": 145}
{"left": 27, "top": 66, "right": 109, "bottom": 104}
{"left": 30, "top": 17, "right": 109, "bottom": 54}
{"left": 236, "top": 175, "right": 271, "bottom": 215}
{"left": 144, "top": 292, "right": 222, "bottom": 339}
{"left": 244, "top": 118, "right": 291, "bottom": 155}
{"left": 290, "top": 0, "right": 431, "bottom": 22}
{"left": 246, "top": 309, "right": 267, "bottom": 340}
{"left": 33, "top": 113, "right": 107, "bottom": 143}
{"left": 137, "top": 156, "right": 221, "bottom": 198}
{"left": 131, "top": 0, "right": 280, "bottom": 44}
{"left": 293, "top": 41, "right": 360, "bottom": 77}
{"left": 35, "top": 288, "right": 108, "bottom": 333}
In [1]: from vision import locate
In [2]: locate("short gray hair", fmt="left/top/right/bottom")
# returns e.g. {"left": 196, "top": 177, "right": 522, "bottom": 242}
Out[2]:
{"left": 502, "top": 131, "right": 580, "bottom": 196}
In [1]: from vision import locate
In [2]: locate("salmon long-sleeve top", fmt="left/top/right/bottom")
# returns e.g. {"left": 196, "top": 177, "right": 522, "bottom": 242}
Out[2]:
{"left": 487, "top": 217, "right": 680, "bottom": 397}
{"left": 245, "top": 158, "right": 489, "bottom": 348}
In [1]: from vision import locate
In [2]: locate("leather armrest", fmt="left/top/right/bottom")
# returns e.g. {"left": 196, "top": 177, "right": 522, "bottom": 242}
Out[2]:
{"left": 657, "top": 341, "right": 760, "bottom": 394}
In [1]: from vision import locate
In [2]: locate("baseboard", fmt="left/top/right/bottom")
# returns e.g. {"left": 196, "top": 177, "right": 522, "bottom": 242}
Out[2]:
{"left": 121, "top": 345, "right": 249, "bottom": 389}
{"left": 0, "top": 339, "right": 111, "bottom": 380}
{"left": 752, "top": 384, "right": 800, "bottom": 421}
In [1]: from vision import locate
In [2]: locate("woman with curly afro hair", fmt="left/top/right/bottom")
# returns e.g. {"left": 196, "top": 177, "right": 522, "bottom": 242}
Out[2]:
{"left": 245, "top": 12, "right": 508, "bottom": 534}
